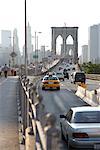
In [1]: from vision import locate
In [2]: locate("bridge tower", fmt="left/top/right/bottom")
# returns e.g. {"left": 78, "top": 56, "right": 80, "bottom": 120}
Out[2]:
{"left": 51, "top": 27, "right": 78, "bottom": 63}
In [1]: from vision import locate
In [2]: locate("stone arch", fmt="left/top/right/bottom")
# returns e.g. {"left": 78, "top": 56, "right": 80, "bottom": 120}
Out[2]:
{"left": 56, "top": 35, "right": 63, "bottom": 55}
{"left": 51, "top": 27, "right": 78, "bottom": 63}
{"left": 66, "top": 35, "right": 74, "bottom": 45}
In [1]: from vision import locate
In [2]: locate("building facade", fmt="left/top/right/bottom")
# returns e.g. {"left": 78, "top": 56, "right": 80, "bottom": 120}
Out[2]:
{"left": 0, "top": 30, "right": 12, "bottom": 66}
{"left": 88, "top": 24, "right": 100, "bottom": 64}
{"left": 13, "top": 28, "right": 21, "bottom": 66}
{"left": 82, "top": 45, "right": 88, "bottom": 63}
{"left": 27, "top": 22, "right": 33, "bottom": 64}
{"left": 1, "top": 30, "right": 11, "bottom": 47}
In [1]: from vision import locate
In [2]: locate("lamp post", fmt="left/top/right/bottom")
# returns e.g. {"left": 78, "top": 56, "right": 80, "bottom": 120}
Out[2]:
{"left": 25, "top": 0, "right": 27, "bottom": 77}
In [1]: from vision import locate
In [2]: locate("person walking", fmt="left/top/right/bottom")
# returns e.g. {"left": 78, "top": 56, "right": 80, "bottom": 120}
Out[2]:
{"left": 2, "top": 64, "right": 9, "bottom": 78}
{"left": 0, "top": 66, "right": 2, "bottom": 77}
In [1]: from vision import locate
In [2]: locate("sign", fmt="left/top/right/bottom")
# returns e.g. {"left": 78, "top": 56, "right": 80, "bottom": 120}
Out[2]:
{"left": 33, "top": 55, "right": 38, "bottom": 59}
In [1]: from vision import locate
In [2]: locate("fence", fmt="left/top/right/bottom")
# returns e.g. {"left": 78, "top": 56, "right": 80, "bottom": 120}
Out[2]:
{"left": 18, "top": 75, "right": 62, "bottom": 150}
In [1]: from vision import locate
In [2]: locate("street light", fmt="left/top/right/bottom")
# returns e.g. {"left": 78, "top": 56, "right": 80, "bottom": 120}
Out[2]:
{"left": 25, "top": 0, "right": 27, "bottom": 77}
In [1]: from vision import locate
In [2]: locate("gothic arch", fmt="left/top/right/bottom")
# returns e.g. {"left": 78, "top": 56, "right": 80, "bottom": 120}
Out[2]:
{"left": 51, "top": 27, "right": 78, "bottom": 63}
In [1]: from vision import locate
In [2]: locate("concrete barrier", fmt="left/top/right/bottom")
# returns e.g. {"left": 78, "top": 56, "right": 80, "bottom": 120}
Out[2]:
{"left": 75, "top": 86, "right": 99, "bottom": 106}
{"left": 75, "top": 86, "right": 86, "bottom": 99}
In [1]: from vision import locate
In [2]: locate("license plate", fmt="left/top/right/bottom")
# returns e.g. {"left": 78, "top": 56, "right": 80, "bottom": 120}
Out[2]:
{"left": 49, "top": 82, "right": 53, "bottom": 84}
{"left": 94, "top": 144, "right": 100, "bottom": 149}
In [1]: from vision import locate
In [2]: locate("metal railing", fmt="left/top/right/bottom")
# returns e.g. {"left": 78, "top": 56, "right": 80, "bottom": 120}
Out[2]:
{"left": 18, "top": 75, "right": 62, "bottom": 150}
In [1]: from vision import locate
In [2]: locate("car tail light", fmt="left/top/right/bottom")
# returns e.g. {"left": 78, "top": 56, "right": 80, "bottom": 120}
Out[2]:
{"left": 43, "top": 82, "right": 48, "bottom": 84}
{"left": 54, "top": 82, "right": 58, "bottom": 84}
{"left": 73, "top": 133, "right": 89, "bottom": 138}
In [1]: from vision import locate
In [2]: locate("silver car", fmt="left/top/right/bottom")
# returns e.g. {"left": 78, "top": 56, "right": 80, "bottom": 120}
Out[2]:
{"left": 56, "top": 72, "right": 64, "bottom": 81}
{"left": 60, "top": 106, "right": 100, "bottom": 149}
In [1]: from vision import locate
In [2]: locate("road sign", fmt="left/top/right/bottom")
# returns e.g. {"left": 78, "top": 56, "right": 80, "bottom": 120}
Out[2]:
{"left": 33, "top": 55, "right": 38, "bottom": 59}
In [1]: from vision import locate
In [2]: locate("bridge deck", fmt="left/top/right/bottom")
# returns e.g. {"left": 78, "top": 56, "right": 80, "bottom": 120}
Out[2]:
{"left": 0, "top": 76, "right": 19, "bottom": 150}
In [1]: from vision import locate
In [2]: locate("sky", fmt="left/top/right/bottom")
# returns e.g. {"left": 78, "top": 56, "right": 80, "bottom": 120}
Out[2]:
{"left": 0, "top": 0, "right": 100, "bottom": 55}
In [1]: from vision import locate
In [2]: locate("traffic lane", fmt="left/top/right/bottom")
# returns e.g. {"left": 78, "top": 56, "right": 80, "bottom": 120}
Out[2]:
{"left": 62, "top": 78, "right": 100, "bottom": 92}
{"left": 40, "top": 88, "right": 88, "bottom": 128}
{"left": 40, "top": 88, "right": 89, "bottom": 150}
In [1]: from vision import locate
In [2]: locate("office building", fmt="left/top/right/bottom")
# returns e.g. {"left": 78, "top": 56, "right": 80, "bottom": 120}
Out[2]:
{"left": 1, "top": 30, "right": 11, "bottom": 47}
{"left": 27, "top": 22, "right": 33, "bottom": 64}
{"left": 0, "top": 30, "right": 12, "bottom": 65}
{"left": 82, "top": 45, "right": 88, "bottom": 63}
{"left": 13, "top": 28, "right": 21, "bottom": 65}
{"left": 88, "top": 24, "right": 100, "bottom": 64}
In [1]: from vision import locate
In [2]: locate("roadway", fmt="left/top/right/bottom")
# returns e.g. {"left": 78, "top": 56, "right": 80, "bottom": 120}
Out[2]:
{"left": 0, "top": 76, "right": 19, "bottom": 150}
{"left": 39, "top": 76, "right": 100, "bottom": 149}
{"left": 39, "top": 79, "right": 88, "bottom": 149}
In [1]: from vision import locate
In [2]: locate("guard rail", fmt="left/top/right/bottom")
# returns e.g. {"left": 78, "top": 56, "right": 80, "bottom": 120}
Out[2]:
{"left": 18, "top": 75, "right": 62, "bottom": 150}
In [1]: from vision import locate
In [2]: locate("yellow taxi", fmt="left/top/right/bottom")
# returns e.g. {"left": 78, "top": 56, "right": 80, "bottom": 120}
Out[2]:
{"left": 42, "top": 75, "right": 60, "bottom": 90}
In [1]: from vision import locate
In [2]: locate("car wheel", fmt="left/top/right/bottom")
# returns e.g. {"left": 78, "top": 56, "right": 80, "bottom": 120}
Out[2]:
{"left": 74, "top": 81, "right": 75, "bottom": 84}
{"left": 57, "top": 87, "right": 60, "bottom": 90}
{"left": 42, "top": 87, "right": 45, "bottom": 90}
{"left": 68, "top": 142, "right": 73, "bottom": 150}
{"left": 60, "top": 124, "right": 65, "bottom": 140}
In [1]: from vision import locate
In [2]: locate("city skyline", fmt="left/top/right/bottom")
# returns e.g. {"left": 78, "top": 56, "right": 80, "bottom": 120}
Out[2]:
{"left": 0, "top": 0, "right": 100, "bottom": 55}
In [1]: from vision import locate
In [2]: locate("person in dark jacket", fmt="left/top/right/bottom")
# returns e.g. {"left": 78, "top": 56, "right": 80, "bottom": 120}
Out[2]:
{"left": 2, "top": 64, "right": 9, "bottom": 78}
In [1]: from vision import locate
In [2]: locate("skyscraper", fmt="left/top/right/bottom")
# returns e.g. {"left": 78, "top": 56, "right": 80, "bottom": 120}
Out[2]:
{"left": 82, "top": 45, "right": 88, "bottom": 63}
{"left": 1, "top": 30, "right": 11, "bottom": 47}
{"left": 27, "top": 22, "right": 33, "bottom": 64}
{"left": 88, "top": 24, "right": 100, "bottom": 64}
{"left": 13, "top": 28, "right": 21, "bottom": 65}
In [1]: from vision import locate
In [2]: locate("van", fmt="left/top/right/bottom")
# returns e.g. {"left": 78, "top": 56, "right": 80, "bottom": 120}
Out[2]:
{"left": 71, "top": 72, "right": 86, "bottom": 84}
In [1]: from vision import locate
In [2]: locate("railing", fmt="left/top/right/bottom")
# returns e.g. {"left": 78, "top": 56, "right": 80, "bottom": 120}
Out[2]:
{"left": 18, "top": 75, "right": 62, "bottom": 150}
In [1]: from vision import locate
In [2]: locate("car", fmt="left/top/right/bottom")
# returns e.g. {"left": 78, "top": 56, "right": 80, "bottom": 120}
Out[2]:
{"left": 71, "top": 71, "right": 86, "bottom": 84}
{"left": 41, "top": 74, "right": 60, "bottom": 90}
{"left": 56, "top": 72, "right": 64, "bottom": 81}
{"left": 60, "top": 106, "right": 100, "bottom": 149}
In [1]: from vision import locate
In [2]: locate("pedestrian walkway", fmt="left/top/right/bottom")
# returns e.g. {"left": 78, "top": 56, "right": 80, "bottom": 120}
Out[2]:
{"left": 0, "top": 76, "right": 19, "bottom": 150}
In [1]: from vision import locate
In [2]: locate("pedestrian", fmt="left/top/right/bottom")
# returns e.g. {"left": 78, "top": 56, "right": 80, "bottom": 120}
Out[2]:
{"left": 0, "top": 66, "right": 2, "bottom": 77}
{"left": 11, "top": 68, "right": 14, "bottom": 76}
{"left": 2, "top": 64, "right": 9, "bottom": 78}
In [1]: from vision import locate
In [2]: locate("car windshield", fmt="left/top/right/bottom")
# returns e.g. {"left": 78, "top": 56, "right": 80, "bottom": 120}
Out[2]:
{"left": 74, "top": 111, "right": 100, "bottom": 123}
{"left": 44, "top": 76, "right": 58, "bottom": 80}
{"left": 56, "top": 73, "right": 62, "bottom": 75}
{"left": 75, "top": 73, "right": 85, "bottom": 78}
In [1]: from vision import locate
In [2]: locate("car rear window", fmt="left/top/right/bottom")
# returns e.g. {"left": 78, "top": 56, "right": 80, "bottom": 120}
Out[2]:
{"left": 44, "top": 76, "right": 58, "bottom": 80}
{"left": 74, "top": 111, "right": 100, "bottom": 123}
{"left": 75, "top": 73, "right": 85, "bottom": 78}
{"left": 56, "top": 73, "right": 63, "bottom": 75}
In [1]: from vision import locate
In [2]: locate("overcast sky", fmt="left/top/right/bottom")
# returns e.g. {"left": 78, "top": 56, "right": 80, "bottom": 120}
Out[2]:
{"left": 0, "top": 0, "right": 100, "bottom": 55}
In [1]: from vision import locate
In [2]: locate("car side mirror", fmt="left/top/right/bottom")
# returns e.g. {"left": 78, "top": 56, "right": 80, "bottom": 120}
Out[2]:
{"left": 60, "top": 114, "right": 66, "bottom": 119}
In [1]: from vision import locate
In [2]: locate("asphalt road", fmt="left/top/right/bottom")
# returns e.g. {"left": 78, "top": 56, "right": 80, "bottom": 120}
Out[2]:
{"left": 39, "top": 80, "right": 89, "bottom": 149}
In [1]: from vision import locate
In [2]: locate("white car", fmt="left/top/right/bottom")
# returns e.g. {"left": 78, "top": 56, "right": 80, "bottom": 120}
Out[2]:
{"left": 60, "top": 106, "right": 100, "bottom": 149}
{"left": 56, "top": 72, "right": 64, "bottom": 81}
